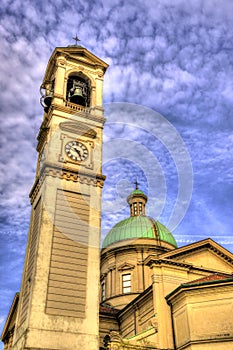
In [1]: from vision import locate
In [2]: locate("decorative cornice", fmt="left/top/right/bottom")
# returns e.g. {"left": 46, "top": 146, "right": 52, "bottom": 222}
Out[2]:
{"left": 100, "top": 243, "right": 166, "bottom": 265}
{"left": 49, "top": 102, "right": 106, "bottom": 124}
{"left": 145, "top": 257, "right": 193, "bottom": 269}
{"left": 145, "top": 256, "right": 232, "bottom": 280}
{"left": 209, "top": 245, "right": 233, "bottom": 264}
{"left": 59, "top": 121, "right": 97, "bottom": 138}
{"left": 108, "top": 264, "right": 116, "bottom": 272}
{"left": 29, "top": 163, "right": 106, "bottom": 203}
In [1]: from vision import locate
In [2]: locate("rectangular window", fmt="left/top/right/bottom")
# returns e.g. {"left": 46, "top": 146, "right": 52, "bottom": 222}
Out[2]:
{"left": 122, "top": 273, "right": 131, "bottom": 293}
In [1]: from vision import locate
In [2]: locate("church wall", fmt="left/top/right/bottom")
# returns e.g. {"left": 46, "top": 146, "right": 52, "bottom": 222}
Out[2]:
{"left": 168, "top": 293, "right": 191, "bottom": 349}
{"left": 101, "top": 248, "right": 143, "bottom": 308}
{"left": 101, "top": 242, "right": 233, "bottom": 350}
{"left": 119, "top": 308, "right": 135, "bottom": 338}
{"left": 99, "top": 314, "right": 119, "bottom": 349}
{"left": 168, "top": 282, "right": 233, "bottom": 350}
{"left": 145, "top": 254, "right": 233, "bottom": 349}
{"left": 150, "top": 265, "right": 187, "bottom": 349}
{"left": 138, "top": 294, "right": 154, "bottom": 331}
{"left": 119, "top": 288, "right": 154, "bottom": 339}
{"left": 148, "top": 263, "right": 219, "bottom": 348}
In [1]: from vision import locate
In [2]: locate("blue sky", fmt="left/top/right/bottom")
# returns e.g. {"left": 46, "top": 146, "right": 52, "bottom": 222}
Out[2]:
{"left": 1, "top": 0, "right": 233, "bottom": 342}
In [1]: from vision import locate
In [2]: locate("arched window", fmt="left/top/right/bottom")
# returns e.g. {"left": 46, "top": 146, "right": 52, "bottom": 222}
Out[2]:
{"left": 139, "top": 202, "right": 143, "bottom": 215}
{"left": 133, "top": 203, "right": 137, "bottom": 216}
{"left": 66, "top": 73, "right": 91, "bottom": 107}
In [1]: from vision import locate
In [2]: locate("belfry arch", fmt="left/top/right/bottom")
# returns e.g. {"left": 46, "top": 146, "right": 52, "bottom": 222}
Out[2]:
{"left": 66, "top": 72, "right": 91, "bottom": 107}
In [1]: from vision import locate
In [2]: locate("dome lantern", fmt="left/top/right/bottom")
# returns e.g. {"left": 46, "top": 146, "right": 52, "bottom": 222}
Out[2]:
{"left": 102, "top": 183, "right": 177, "bottom": 250}
{"left": 127, "top": 181, "right": 147, "bottom": 217}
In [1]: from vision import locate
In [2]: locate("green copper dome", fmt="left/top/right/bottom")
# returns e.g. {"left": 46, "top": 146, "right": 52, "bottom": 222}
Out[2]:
{"left": 102, "top": 216, "right": 177, "bottom": 248}
{"left": 130, "top": 189, "right": 146, "bottom": 196}
{"left": 102, "top": 185, "right": 177, "bottom": 249}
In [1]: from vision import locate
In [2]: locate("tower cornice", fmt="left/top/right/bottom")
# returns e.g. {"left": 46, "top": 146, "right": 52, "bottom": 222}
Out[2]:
{"left": 30, "top": 163, "right": 106, "bottom": 203}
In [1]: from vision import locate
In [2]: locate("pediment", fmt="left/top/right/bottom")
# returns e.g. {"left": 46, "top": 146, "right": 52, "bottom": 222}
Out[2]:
{"left": 160, "top": 238, "right": 233, "bottom": 273}
{"left": 59, "top": 121, "right": 97, "bottom": 138}
{"left": 118, "top": 262, "right": 135, "bottom": 271}
{"left": 43, "top": 46, "right": 108, "bottom": 82}
{"left": 67, "top": 49, "right": 108, "bottom": 69}
{"left": 59, "top": 47, "right": 108, "bottom": 70}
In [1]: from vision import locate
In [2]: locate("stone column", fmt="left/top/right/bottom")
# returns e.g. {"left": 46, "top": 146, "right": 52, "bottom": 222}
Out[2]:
{"left": 54, "top": 55, "right": 67, "bottom": 104}
{"left": 136, "top": 249, "right": 143, "bottom": 292}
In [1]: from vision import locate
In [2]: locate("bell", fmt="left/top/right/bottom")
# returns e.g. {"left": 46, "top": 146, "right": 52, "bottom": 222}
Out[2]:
{"left": 44, "top": 92, "right": 53, "bottom": 108}
{"left": 70, "top": 87, "right": 85, "bottom": 106}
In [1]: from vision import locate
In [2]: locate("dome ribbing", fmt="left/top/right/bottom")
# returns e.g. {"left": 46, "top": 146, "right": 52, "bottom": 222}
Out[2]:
{"left": 102, "top": 185, "right": 177, "bottom": 249}
{"left": 102, "top": 216, "right": 177, "bottom": 248}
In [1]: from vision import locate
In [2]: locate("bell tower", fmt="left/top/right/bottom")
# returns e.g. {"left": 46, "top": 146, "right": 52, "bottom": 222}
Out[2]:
{"left": 12, "top": 44, "right": 108, "bottom": 350}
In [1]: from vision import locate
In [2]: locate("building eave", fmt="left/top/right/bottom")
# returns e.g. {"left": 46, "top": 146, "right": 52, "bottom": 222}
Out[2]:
{"left": 160, "top": 238, "right": 233, "bottom": 264}
{"left": 166, "top": 277, "right": 233, "bottom": 303}
{"left": 1, "top": 292, "right": 19, "bottom": 340}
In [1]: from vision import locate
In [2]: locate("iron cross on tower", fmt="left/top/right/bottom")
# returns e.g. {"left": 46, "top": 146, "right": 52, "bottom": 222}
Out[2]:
{"left": 73, "top": 34, "right": 80, "bottom": 46}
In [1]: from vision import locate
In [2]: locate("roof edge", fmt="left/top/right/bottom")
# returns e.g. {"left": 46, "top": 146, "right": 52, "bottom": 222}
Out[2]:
{"left": 166, "top": 276, "right": 233, "bottom": 302}
{"left": 1, "top": 292, "right": 19, "bottom": 340}
{"left": 160, "top": 238, "right": 233, "bottom": 263}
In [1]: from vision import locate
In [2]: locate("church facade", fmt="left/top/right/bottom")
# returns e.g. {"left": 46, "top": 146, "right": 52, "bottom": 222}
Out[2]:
{"left": 99, "top": 190, "right": 233, "bottom": 349}
{"left": 1, "top": 45, "right": 233, "bottom": 350}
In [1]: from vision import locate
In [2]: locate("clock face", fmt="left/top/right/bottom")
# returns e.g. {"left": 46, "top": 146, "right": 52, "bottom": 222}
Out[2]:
{"left": 65, "top": 141, "right": 89, "bottom": 161}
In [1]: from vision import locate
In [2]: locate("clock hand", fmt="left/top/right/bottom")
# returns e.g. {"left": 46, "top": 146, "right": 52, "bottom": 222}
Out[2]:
{"left": 69, "top": 146, "right": 81, "bottom": 157}
{"left": 74, "top": 147, "right": 81, "bottom": 157}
